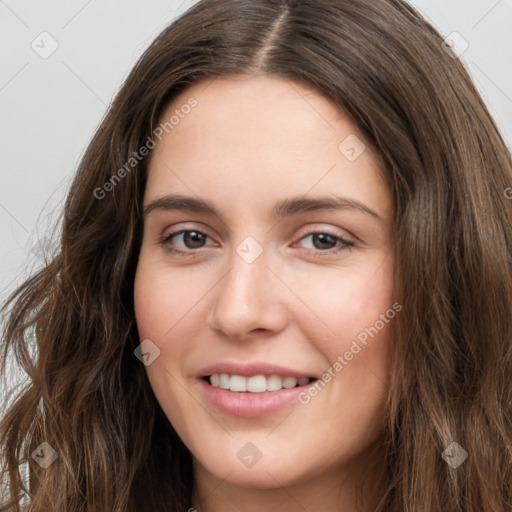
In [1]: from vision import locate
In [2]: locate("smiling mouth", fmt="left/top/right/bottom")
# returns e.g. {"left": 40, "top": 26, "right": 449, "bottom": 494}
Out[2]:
{"left": 204, "top": 374, "right": 317, "bottom": 393}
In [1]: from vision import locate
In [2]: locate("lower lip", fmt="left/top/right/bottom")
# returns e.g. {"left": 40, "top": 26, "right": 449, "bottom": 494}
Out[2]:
{"left": 198, "top": 378, "right": 315, "bottom": 417}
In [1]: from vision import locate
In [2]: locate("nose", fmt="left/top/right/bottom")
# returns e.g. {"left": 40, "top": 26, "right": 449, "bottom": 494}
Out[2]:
{"left": 207, "top": 245, "right": 289, "bottom": 341}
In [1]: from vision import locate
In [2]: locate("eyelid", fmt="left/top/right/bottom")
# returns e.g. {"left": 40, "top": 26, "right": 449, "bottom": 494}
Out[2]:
{"left": 294, "top": 223, "right": 355, "bottom": 243}
{"left": 158, "top": 228, "right": 218, "bottom": 252}
{"left": 158, "top": 223, "right": 354, "bottom": 257}
{"left": 160, "top": 222, "right": 354, "bottom": 243}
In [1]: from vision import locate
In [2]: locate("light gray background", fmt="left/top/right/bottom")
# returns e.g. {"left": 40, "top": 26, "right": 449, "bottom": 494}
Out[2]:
{"left": 1, "top": 0, "right": 512, "bottom": 390}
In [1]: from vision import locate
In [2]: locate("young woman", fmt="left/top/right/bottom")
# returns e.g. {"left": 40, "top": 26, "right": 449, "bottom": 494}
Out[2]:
{"left": 2, "top": 0, "right": 511, "bottom": 511}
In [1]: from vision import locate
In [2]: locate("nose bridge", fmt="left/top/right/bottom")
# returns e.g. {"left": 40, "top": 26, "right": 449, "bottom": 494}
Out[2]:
{"left": 208, "top": 235, "right": 287, "bottom": 338}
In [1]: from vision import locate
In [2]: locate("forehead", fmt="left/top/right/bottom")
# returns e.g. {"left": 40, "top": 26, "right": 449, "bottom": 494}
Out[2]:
{"left": 153, "top": 74, "right": 373, "bottom": 157}
{"left": 145, "top": 75, "right": 391, "bottom": 221}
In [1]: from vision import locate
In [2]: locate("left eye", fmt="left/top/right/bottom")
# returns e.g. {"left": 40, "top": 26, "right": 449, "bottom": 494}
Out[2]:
{"left": 159, "top": 230, "right": 353, "bottom": 255}
{"left": 295, "top": 232, "right": 353, "bottom": 254}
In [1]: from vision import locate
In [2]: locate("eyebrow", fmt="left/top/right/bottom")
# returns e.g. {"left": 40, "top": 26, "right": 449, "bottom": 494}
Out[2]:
{"left": 143, "top": 193, "right": 384, "bottom": 223}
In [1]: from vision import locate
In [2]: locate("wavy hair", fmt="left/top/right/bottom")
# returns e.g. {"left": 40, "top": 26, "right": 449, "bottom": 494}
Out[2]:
{"left": 2, "top": 0, "right": 512, "bottom": 510}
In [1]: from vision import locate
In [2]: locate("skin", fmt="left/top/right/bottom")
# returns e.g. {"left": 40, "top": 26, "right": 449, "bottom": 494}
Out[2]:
{"left": 134, "top": 75, "right": 396, "bottom": 512}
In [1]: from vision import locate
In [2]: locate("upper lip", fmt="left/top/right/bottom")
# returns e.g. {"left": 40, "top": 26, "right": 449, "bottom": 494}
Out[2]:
{"left": 198, "top": 361, "right": 316, "bottom": 379}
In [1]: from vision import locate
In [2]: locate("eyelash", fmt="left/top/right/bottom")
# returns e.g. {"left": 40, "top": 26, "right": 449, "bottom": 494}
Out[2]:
{"left": 158, "top": 229, "right": 353, "bottom": 257}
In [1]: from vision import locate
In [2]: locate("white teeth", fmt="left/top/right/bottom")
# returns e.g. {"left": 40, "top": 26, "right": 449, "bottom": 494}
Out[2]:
{"left": 266, "top": 375, "right": 283, "bottom": 391}
{"left": 229, "top": 375, "right": 247, "bottom": 392}
{"left": 247, "top": 375, "right": 267, "bottom": 393}
{"left": 219, "top": 373, "right": 230, "bottom": 389}
{"left": 208, "top": 373, "right": 312, "bottom": 392}
{"left": 282, "top": 377, "right": 298, "bottom": 388}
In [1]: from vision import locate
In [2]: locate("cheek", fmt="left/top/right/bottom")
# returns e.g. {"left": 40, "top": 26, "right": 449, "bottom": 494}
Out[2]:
{"left": 134, "top": 252, "right": 191, "bottom": 339}
{"left": 133, "top": 262, "right": 200, "bottom": 431}
{"left": 291, "top": 255, "right": 395, "bottom": 432}
{"left": 133, "top": 260, "right": 183, "bottom": 361}
{"left": 133, "top": 256, "right": 213, "bottom": 370}
{"left": 298, "top": 254, "right": 395, "bottom": 355}
{"left": 289, "top": 281, "right": 394, "bottom": 459}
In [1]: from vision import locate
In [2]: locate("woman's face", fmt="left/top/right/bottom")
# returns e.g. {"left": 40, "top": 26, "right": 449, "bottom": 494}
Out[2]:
{"left": 134, "top": 75, "right": 395, "bottom": 492}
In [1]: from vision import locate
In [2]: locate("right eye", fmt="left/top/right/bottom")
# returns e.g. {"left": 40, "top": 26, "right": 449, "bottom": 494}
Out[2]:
{"left": 159, "top": 229, "right": 216, "bottom": 255}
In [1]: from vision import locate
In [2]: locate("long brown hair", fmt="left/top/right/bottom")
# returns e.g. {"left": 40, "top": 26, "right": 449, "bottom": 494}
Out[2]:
{"left": 2, "top": 0, "right": 512, "bottom": 510}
